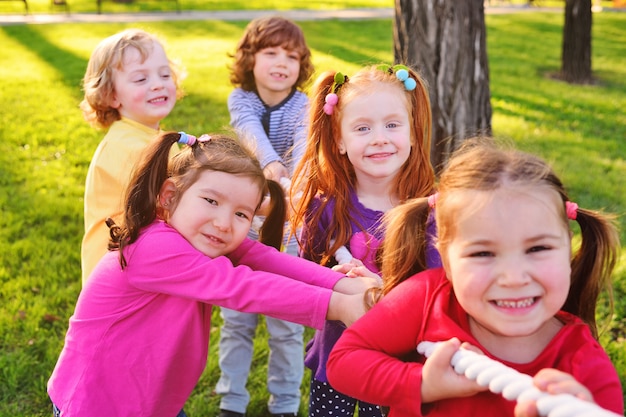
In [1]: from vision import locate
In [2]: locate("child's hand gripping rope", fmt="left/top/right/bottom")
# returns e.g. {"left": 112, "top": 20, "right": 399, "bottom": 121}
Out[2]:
{"left": 331, "top": 243, "right": 382, "bottom": 285}
{"left": 417, "top": 341, "right": 621, "bottom": 417}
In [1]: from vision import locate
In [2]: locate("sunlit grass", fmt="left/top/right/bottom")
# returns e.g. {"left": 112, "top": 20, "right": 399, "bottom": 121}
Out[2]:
{"left": 0, "top": 8, "right": 624, "bottom": 417}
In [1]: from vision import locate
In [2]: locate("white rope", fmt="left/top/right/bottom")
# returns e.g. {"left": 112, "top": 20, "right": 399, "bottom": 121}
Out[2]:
{"left": 333, "top": 244, "right": 354, "bottom": 265}
{"left": 417, "top": 341, "right": 621, "bottom": 417}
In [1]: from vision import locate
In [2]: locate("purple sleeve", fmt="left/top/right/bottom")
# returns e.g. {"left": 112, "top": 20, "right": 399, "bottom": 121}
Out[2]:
{"left": 426, "top": 210, "right": 442, "bottom": 268}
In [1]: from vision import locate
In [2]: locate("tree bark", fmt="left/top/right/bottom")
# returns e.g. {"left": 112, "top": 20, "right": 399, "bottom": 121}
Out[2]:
{"left": 393, "top": 0, "right": 492, "bottom": 173}
{"left": 561, "top": 0, "right": 593, "bottom": 84}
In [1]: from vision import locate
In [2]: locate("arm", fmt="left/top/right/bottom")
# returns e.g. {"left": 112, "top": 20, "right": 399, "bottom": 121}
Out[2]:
{"left": 228, "top": 88, "right": 280, "bottom": 168}
{"left": 327, "top": 277, "right": 429, "bottom": 415}
{"left": 229, "top": 239, "right": 377, "bottom": 295}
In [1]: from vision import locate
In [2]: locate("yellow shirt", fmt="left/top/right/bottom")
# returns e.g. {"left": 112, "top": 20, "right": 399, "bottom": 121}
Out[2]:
{"left": 81, "top": 118, "right": 177, "bottom": 283}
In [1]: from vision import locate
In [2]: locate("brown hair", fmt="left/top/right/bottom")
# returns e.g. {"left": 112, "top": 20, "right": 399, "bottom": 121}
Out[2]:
{"left": 108, "top": 132, "right": 286, "bottom": 268}
{"left": 291, "top": 65, "right": 435, "bottom": 265}
{"left": 80, "top": 29, "right": 185, "bottom": 129}
{"left": 376, "top": 138, "right": 620, "bottom": 338}
{"left": 229, "top": 16, "right": 314, "bottom": 92}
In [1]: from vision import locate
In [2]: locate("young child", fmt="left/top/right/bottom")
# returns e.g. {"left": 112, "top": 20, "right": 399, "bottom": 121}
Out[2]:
{"left": 80, "top": 28, "right": 184, "bottom": 283}
{"left": 215, "top": 16, "right": 315, "bottom": 417}
{"left": 326, "top": 139, "right": 624, "bottom": 417}
{"left": 290, "top": 64, "right": 440, "bottom": 417}
{"left": 48, "top": 132, "right": 375, "bottom": 417}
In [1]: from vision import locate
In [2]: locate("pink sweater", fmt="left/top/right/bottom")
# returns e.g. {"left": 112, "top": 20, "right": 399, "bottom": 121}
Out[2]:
{"left": 48, "top": 220, "right": 343, "bottom": 416}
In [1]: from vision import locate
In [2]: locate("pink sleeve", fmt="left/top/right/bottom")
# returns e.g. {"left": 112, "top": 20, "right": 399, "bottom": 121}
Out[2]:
{"left": 228, "top": 238, "right": 343, "bottom": 289}
{"left": 123, "top": 223, "right": 334, "bottom": 329}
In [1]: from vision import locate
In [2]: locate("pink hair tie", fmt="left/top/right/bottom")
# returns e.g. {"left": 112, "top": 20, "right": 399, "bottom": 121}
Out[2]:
{"left": 178, "top": 132, "right": 197, "bottom": 146}
{"left": 565, "top": 201, "right": 578, "bottom": 220}
{"left": 197, "top": 134, "right": 212, "bottom": 143}
{"left": 427, "top": 193, "right": 438, "bottom": 208}
{"left": 323, "top": 93, "right": 338, "bottom": 115}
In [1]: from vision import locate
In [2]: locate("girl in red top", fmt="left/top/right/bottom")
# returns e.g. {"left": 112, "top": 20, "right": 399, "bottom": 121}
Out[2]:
{"left": 326, "top": 139, "right": 623, "bottom": 417}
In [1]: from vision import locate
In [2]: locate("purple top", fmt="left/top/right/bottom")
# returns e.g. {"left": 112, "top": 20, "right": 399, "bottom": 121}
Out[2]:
{"left": 302, "top": 189, "right": 441, "bottom": 382}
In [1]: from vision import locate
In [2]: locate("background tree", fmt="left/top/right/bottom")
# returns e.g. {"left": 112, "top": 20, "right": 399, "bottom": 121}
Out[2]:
{"left": 393, "top": 0, "right": 492, "bottom": 172}
{"left": 561, "top": 0, "right": 593, "bottom": 84}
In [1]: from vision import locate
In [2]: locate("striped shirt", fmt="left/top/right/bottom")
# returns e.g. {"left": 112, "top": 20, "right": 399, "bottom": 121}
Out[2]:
{"left": 227, "top": 87, "right": 309, "bottom": 173}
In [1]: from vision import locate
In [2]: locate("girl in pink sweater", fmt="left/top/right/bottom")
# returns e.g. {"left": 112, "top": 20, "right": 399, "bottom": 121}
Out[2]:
{"left": 48, "top": 132, "right": 374, "bottom": 417}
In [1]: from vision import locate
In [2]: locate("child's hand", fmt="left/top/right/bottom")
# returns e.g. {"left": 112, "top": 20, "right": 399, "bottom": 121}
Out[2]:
{"left": 421, "top": 338, "right": 488, "bottom": 403}
{"left": 263, "top": 161, "right": 289, "bottom": 182}
{"left": 332, "top": 275, "right": 379, "bottom": 295}
{"left": 332, "top": 259, "right": 382, "bottom": 283}
{"left": 514, "top": 369, "right": 594, "bottom": 417}
{"left": 326, "top": 292, "right": 367, "bottom": 327}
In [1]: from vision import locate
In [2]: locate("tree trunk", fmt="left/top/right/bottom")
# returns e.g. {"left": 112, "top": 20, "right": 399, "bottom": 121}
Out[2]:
{"left": 393, "top": 0, "right": 492, "bottom": 173}
{"left": 561, "top": 0, "right": 593, "bottom": 84}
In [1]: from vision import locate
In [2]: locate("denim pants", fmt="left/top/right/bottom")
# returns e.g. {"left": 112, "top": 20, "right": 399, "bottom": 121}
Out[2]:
{"left": 216, "top": 309, "right": 304, "bottom": 414}
{"left": 215, "top": 228, "right": 304, "bottom": 414}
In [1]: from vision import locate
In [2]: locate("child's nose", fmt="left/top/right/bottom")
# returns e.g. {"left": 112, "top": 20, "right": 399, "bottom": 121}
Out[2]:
{"left": 371, "top": 127, "right": 390, "bottom": 145}
{"left": 496, "top": 261, "right": 531, "bottom": 287}
{"left": 213, "top": 214, "right": 231, "bottom": 232}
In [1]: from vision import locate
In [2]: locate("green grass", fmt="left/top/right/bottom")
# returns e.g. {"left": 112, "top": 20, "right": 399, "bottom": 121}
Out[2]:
{"left": 0, "top": 0, "right": 617, "bottom": 15}
{"left": 0, "top": 7, "right": 625, "bottom": 417}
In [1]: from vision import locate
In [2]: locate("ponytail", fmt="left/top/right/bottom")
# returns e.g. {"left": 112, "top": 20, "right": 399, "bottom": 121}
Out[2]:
{"left": 258, "top": 179, "right": 287, "bottom": 250}
{"left": 565, "top": 208, "right": 620, "bottom": 338}
{"left": 365, "top": 197, "right": 432, "bottom": 310}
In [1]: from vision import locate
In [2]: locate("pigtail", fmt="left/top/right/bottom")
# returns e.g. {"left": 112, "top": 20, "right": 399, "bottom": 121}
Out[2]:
{"left": 395, "top": 66, "right": 435, "bottom": 202}
{"left": 564, "top": 208, "right": 620, "bottom": 338}
{"left": 258, "top": 179, "right": 287, "bottom": 250}
{"left": 365, "top": 197, "right": 432, "bottom": 310}
{"left": 292, "top": 71, "right": 356, "bottom": 265}
{"left": 112, "top": 131, "right": 181, "bottom": 268}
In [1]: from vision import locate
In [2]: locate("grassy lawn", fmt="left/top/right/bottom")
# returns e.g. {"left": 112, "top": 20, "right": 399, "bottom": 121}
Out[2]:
{"left": 0, "top": 7, "right": 624, "bottom": 417}
{"left": 0, "top": 0, "right": 618, "bottom": 15}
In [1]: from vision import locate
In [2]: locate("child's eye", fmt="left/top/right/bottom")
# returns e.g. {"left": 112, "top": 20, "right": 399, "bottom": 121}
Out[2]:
{"left": 528, "top": 245, "right": 550, "bottom": 253}
{"left": 356, "top": 126, "right": 370, "bottom": 132}
{"left": 386, "top": 122, "right": 399, "bottom": 129}
{"left": 133, "top": 77, "right": 147, "bottom": 83}
{"left": 204, "top": 198, "right": 218, "bottom": 206}
{"left": 236, "top": 212, "right": 251, "bottom": 220}
{"left": 470, "top": 251, "right": 493, "bottom": 258}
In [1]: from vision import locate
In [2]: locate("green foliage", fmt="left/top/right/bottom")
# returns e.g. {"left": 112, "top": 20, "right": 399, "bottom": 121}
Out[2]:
{"left": 0, "top": 8, "right": 625, "bottom": 417}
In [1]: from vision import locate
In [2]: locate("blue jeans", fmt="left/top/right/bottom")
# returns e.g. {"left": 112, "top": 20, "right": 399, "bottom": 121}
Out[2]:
{"left": 215, "top": 228, "right": 304, "bottom": 414}
{"left": 216, "top": 308, "right": 304, "bottom": 414}
{"left": 53, "top": 403, "right": 188, "bottom": 416}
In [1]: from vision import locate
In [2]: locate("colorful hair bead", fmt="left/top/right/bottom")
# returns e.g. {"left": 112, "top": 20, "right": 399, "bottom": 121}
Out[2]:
{"left": 427, "top": 193, "right": 438, "bottom": 208}
{"left": 323, "top": 72, "right": 348, "bottom": 116}
{"left": 323, "top": 93, "right": 339, "bottom": 115}
{"left": 395, "top": 68, "right": 417, "bottom": 91}
{"left": 378, "top": 64, "right": 418, "bottom": 91}
{"left": 178, "top": 132, "right": 197, "bottom": 146}
{"left": 565, "top": 201, "right": 578, "bottom": 220}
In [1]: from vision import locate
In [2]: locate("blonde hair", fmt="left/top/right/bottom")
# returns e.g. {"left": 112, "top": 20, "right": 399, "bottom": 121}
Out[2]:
{"left": 80, "top": 29, "right": 185, "bottom": 129}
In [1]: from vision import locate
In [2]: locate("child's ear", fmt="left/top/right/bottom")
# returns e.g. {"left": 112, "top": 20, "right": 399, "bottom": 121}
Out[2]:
{"left": 159, "top": 179, "right": 177, "bottom": 211}
{"left": 110, "top": 92, "right": 121, "bottom": 109}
